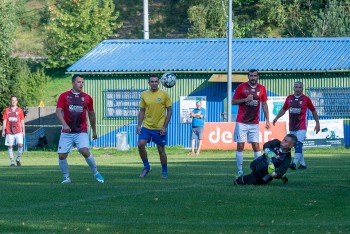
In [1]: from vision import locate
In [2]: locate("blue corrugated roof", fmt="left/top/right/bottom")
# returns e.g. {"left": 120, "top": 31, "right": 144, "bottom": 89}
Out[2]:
{"left": 67, "top": 37, "right": 350, "bottom": 73}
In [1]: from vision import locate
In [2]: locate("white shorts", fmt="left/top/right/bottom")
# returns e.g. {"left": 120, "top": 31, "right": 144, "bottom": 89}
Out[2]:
{"left": 57, "top": 133, "right": 90, "bottom": 154}
{"left": 5, "top": 133, "right": 24, "bottom": 146}
{"left": 234, "top": 122, "right": 259, "bottom": 143}
{"left": 289, "top": 130, "right": 306, "bottom": 143}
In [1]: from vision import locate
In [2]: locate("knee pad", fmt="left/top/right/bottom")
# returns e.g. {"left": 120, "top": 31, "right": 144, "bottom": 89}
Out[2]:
{"left": 295, "top": 141, "right": 303, "bottom": 154}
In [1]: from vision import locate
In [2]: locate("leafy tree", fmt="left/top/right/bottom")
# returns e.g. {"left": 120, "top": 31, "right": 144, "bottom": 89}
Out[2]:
{"left": 44, "top": 0, "right": 121, "bottom": 68}
{"left": 0, "top": 1, "right": 16, "bottom": 120}
{"left": 312, "top": 0, "right": 350, "bottom": 36}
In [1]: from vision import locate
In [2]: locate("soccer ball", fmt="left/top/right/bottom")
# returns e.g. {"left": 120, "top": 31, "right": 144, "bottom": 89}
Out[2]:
{"left": 160, "top": 73, "right": 176, "bottom": 88}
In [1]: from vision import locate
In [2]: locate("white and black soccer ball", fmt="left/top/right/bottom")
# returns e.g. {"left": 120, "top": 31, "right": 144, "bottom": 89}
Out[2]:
{"left": 160, "top": 73, "right": 176, "bottom": 88}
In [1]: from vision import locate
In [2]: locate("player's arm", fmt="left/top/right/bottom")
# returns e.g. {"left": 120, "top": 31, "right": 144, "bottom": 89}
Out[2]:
{"left": 88, "top": 110, "right": 97, "bottom": 140}
{"left": 272, "top": 109, "right": 287, "bottom": 126}
{"left": 56, "top": 107, "right": 71, "bottom": 132}
{"left": 161, "top": 106, "right": 172, "bottom": 135}
{"left": 21, "top": 119, "right": 25, "bottom": 136}
{"left": 136, "top": 108, "right": 145, "bottom": 134}
{"left": 262, "top": 101, "right": 270, "bottom": 129}
{"left": 263, "top": 139, "right": 281, "bottom": 152}
{"left": 2, "top": 119, "right": 7, "bottom": 137}
{"left": 311, "top": 110, "right": 320, "bottom": 134}
{"left": 232, "top": 95, "right": 253, "bottom": 105}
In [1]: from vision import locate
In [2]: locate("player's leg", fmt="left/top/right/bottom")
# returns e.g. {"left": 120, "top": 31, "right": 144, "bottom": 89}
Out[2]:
{"left": 58, "top": 133, "right": 73, "bottom": 183}
{"left": 234, "top": 123, "right": 247, "bottom": 176}
{"left": 75, "top": 133, "right": 104, "bottom": 183}
{"left": 248, "top": 124, "right": 261, "bottom": 159}
{"left": 196, "top": 126, "right": 204, "bottom": 155}
{"left": 291, "top": 130, "right": 306, "bottom": 169}
{"left": 233, "top": 173, "right": 256, "bottom": 185}
{"left": 138, "top": 127, "right": 152, "bottom": 177}
{"left": 189, "top": 128, "right": 196, "bottom": 155}
{"left": 5, "top": 134, "right": 15, "bottom": 166}
{"left": 15, "top": 133, "right": 24, "bottom": 166}
{"left": 153, "top": 130, "right": 168, "bottom": 178}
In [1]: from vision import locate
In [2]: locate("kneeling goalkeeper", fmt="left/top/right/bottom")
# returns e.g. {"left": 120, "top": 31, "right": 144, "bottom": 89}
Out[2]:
{"left": 234, "top": 133, "right": 297, "bottom": 185}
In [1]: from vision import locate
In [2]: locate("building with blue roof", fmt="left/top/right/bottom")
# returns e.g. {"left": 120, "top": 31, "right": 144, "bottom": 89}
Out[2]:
{"left": 67, "top": 37, "right": 350, "bottom": 148}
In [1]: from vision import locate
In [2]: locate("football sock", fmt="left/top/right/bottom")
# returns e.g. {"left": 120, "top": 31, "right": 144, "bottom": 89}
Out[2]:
{"left": 294, "top": 153, "right": 302, "bottom": 165}
{"left": 59, "top": 159, "right": 69, "bottom": 178}
{"left": 236, "top": 151, "right": 243, "bottom": 171}
{"left": 17, "top": 147, "right": 23, "bottom": 161}
{"left": 142, "top": 159, "right": 150, "bottom": 170}
{"left": 85, "top": 155, "right": 98, "bottom": 175}
{"left": 299, "top": 153, "right": 306, "bottom": 166}
{"left": 254, "top": 151, "right": 261, "bottom": 159}
{"left": 161, "top": 163, "right": 168, "bottom": 175}
{"left": 8, "top": 148, "right": 14, "bottom": 164}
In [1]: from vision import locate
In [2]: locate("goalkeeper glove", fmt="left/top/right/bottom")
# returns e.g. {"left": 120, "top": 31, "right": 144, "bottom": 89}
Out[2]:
{"left": 264, "top": 148, "right": 276, "bottom": 158}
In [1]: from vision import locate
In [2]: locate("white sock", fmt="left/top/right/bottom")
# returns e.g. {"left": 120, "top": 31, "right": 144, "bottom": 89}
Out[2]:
{"left": 8, "top": 148, "right": 14, "bottom": 164}
{"left": 17, "top": 147, "right": 23, "bottom": 161}
{"left": 236, "top": 151, "right": 243, "bottom": 171}
{"left": 254, "top": 151, "right": 261, "bottom": 159}
{"left": 294, "top": 153, "right": 302, "bottom": 165}
{"left": 59, "top": 159, "right": 69, "bottom": 178}
{"left": 85, "top": 154, "right": 98, "bottom": 175}
{"left": 299, "top": 153, "right": 306, "bottom": 166}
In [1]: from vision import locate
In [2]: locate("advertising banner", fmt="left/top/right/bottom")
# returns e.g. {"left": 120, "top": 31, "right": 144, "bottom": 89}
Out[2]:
{"left": 201, "top": 122, "right": 287, "bottom": 150}
{"left": 180, "top": 96, "right": 206, "bottom": 124}
{"left": 304, "top": 119, "right": 344, "bottom": 148}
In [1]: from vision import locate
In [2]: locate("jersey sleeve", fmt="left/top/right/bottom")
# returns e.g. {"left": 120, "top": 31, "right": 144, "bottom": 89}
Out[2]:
{"left": 2, "top": 109, "right": 8, "bottom": 120}
{"left": 260, "top": 85, "right": 268, "bottom": 102}
{"left": 19, "top": 109, "right": 25, "bottom": 120}
{"left": 139, "top": 92, "right": 146, "bottom": 109}
{"left": 57, "top": 93, "right": 65, "bottom": 109}
{"left": 305, "top": 96, "right": 316, "bottom": 112}
{"left": 87, "top": 95, "right": 94, "bottom": 112}
{"left": 233, "top": 84, "right": 243, "bottom": 100}
{"left": 282, "top": 96, "right": 291, "bottom": 110}
{"left": 165, "top": 93, "right": 172, "bottom": 107}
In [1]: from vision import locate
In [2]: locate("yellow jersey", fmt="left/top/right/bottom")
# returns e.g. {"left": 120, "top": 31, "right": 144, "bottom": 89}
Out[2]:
{"left": 140, "top": 89, "right": 172, "bottom": 130}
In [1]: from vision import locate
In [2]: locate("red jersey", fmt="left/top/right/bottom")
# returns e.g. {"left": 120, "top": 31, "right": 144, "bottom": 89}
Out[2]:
{"left": 57, "top": 90, "right": 94, "bottom": 133}
{"left": 2, "top": 107, "right": 25, "bottom": 134}
{"left": 233, "top": 82, "right": 268, "bottom": 124}
{"left": 282, "top": 94, "right": 316, "bottom": 131}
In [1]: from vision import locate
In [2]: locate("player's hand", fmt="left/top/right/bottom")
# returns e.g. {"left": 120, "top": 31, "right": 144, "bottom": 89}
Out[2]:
{"left": 1, "top": 131, "right": 5, "bottom": 137}
{"left": 245, "top": 94, "right": 253, "bottom": 102}
{"left": 22, "top": 132, "right": 25, "bottom": 137}
{"left": 272, "top": 118, "right": 277, "bottom": 126}
{"left": 265, "top": 121, "right": 270, "bottom": 129}
{"left": 264, "top": 149, "right": 276, "bottom": 158}
{"left": 160, "top": 127, "right": 166, "bottom": 135}
{"left": 136, "top": 126, "right": 141, "bottom": 134}
{"left": 314, "top": 124, "right": 320, "bottom": 134}
{"left": 92, "top": 131, "right": 98, "bottom": 140}
{"left": 62, "top": 124, "right": 71, "bottom": 133}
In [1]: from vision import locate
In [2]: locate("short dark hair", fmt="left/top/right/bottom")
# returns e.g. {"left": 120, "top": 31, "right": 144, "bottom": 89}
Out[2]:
{"left": 149, "top": 74, "right": 159, "bottom": 81}
{"left": 10, "top": 95, "right": 17, "bottom": 99}
{"left": 286, "top": 133, "right": 298, "bottom": 146}
{"left": 72, "top": 74, "right": 84, "bottom": 82}
{"left": 248, "top": 69, "right": 259, "bottom": 75}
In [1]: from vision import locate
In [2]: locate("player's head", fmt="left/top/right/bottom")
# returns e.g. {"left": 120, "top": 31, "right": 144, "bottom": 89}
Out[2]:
{"left": 280, "top": 134, "right": 298, "bottom": 150}
{"left": 196, "top": 101, "right": 202, "bottom": 109}
{"left": 248, "top": 69, "right": 259, "bottom": 86}
{"left": 293, "top": 81, "right": 303, "bottom": 96}
{"left": 10, "top": 95, "right": 18, "bottom": 107}
{"left": 148, "top": 74, "right": 159, "bottom": 91}
{"left": 71, "top": 74, "right": 84, "bottom": 92}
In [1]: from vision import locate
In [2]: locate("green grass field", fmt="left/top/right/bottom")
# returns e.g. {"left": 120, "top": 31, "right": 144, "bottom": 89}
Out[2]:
{"left": 0, "top": 147, "right": 349, "bottom": 234}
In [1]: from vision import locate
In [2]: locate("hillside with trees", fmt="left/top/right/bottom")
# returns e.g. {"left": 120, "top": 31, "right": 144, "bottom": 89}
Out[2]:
{"left": 1, "top": 0, "right": 350, "bottom": 110}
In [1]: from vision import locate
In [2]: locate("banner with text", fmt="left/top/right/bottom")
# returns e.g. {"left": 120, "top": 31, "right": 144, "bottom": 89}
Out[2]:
{"left": 304, "top": 119, "right": 344, "bottom": 148}
{"left": 201, "top": 122, "right": 287, "bottom": 150}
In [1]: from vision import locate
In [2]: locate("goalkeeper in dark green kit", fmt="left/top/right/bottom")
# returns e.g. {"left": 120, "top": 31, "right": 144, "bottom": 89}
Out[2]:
{"left": 234, "top": 134, "right": 297, "bottom": 185}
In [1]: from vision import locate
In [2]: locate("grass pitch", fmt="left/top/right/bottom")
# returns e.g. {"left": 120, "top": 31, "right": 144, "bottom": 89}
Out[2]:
{"left": 0, "top": 147, "right": 349, "bottom": 234}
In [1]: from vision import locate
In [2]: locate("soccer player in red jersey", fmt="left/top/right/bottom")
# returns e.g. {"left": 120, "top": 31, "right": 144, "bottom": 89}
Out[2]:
{"left": 273, "top": 81, "right": 320, "bottom": 170}
{"left": 232, "top": 69, "right": 270, "bottom": 177}
{"left": 2, "top": 96, "right": 25, "bottom": 166}
{"left": 56, "top": 74, "right": 104, "bottom": 183}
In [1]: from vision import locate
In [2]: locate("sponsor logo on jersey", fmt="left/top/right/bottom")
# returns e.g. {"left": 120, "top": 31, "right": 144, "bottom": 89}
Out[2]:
{"left": 289, "top": 107, "right": 301, "bottom": 114}
{"left": 9, "top": 117, "right": 18, "bottom": 122}
{"left": 246, "top": 100, "right": 258, "bottom": 106}
{"left": 81, "top": 97, "right": 85, "bottom": 102}
{"left": 69, "top": 105, "right": 84, "bottom": 112}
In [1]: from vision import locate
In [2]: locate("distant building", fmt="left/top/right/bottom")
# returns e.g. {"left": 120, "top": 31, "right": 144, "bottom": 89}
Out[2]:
{"left": 67, "top": 37, "right": 350, "bottom": 147}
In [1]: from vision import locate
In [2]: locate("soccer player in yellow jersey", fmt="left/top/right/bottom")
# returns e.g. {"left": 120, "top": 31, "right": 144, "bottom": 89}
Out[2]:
{"left": 136, "top": 74, "right": 172, "bottom": 179}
